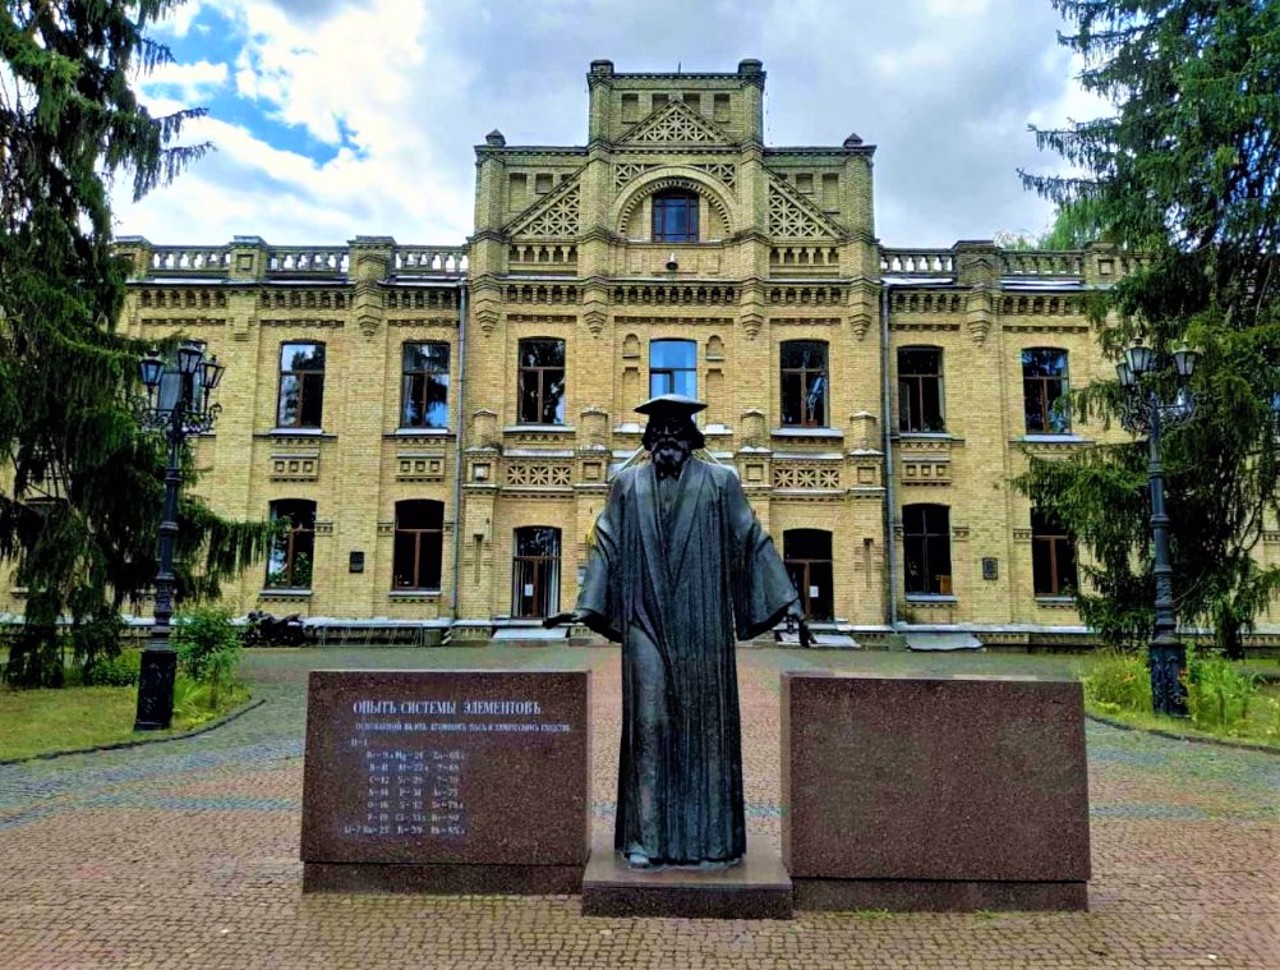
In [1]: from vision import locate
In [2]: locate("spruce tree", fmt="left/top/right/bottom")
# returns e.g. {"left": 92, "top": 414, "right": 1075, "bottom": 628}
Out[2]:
{"left": 1019, "top": 0, "right": 1280, "bottom": 656}
{"left": 0, "top": 1, "right": 271, "bottom": 686}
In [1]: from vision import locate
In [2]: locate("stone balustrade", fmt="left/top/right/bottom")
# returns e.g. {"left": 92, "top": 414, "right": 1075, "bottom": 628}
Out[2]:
{"left": 118, "top": 237, "right": 467, "bottom": 281}
{"left": 122, "top": 237, "right": 1135, "bottom": 289}
{"left": 394, "top": 246, "right": 468, "bottom": 275}
{"left": 880, "top": 248, "right": 956, "bottom": 276}
{"left": 267, "top": 247, "right": 350, "bottom": 274}
{"left": 999, "top": 250, "right": 1085, "bottom": 277}
{"left": 146, "top": 246, "right": 232, "bottom": 274}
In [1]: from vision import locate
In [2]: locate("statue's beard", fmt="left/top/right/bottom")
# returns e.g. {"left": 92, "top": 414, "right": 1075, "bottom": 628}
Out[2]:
{"left": 652, "top": 437, "right": 691, "bottom": 477}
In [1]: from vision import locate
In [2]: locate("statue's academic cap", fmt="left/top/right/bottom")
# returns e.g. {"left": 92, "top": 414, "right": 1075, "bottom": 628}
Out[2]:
{"left": 634, "top": 393, "right": 707, "bottom": 416}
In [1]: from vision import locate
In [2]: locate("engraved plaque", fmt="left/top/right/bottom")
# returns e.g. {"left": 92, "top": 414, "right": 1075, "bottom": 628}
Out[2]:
{"left": 301, "top": 670, "right": 590, "bottom": 867}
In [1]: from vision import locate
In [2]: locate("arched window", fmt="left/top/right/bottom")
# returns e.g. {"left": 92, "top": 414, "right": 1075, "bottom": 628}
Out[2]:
{"left": 393, "top": 500, "right": 444, "bottom": 590}
{"left": 652, "top": 190, "right": 699, "bottom": 243}
{"left": 903, "top": 504, "right": 951, "bottom": 596}
{"left": 512, "top": 527, "right": 561, "bottom": 617}
{"left": 781, "top": 340, "right": 828, "bottom": 427}
{"left": 784, "top": 529, "right": 834, "bottom": 620}
{"left": 266, "top": 499, "right": 316, "bottom": 589}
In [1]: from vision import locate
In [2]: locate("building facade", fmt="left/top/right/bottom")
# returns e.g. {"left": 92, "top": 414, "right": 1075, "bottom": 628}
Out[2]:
{"left": 6, "top": 60, "right": 1196, "bottom": 644}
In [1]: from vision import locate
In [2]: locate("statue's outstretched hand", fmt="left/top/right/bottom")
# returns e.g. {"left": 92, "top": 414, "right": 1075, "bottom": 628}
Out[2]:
{"left": 542, "top": 611, "right": 578, "bottom": 629}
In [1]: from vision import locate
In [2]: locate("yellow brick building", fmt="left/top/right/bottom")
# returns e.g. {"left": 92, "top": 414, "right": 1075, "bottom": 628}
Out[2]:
{"left": 5, "top": 59, "right": 1193, "bottom": 645}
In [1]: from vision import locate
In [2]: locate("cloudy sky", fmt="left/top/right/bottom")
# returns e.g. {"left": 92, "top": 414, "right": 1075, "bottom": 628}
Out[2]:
{"left": 114, "top": 0, "right": 1108, "bottom": 249}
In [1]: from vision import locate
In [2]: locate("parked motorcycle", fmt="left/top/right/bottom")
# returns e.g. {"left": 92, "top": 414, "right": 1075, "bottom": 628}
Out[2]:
{"left": 244, "top": 610, "right": 310, "bottom": 647}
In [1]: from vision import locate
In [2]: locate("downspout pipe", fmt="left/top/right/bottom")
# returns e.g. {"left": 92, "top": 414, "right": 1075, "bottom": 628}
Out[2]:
{"left": 450, "top": 281, "right": 468, "bottom": 621}
{"left": 880, "top": 280, "right": 899, "bottom": 630}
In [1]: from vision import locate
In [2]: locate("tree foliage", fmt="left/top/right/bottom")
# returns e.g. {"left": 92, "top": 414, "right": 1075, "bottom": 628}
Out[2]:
{"left": 1018, "top": 0, "right": 1280, "bottom": 656}
{"left": 0, "top": 2, "right": 272, "bottom": 686}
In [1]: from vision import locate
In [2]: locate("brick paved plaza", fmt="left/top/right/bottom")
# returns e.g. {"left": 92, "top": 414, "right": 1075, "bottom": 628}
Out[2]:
{"left": 0, "top": 645, "right": 1277, "bottom": 969}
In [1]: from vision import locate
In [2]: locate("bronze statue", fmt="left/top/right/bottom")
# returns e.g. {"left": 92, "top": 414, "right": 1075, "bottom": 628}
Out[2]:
{"left": 546, "top": 394, "right": 809, "bottom": 868}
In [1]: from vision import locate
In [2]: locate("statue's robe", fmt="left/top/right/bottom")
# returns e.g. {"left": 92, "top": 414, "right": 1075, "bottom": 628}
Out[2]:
{"left": 576, "top": 458, "right": 797, "bottom": 865}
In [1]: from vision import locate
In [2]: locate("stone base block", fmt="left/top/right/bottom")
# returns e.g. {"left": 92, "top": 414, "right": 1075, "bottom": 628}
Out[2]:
{"left": 581, "top": 841, "right": 793, "bottom": 919}
{"left": 303, "top": 862, "right": 583, "bottom": 895}
{"left": 793, "top": 878, "right": 1088, "bottom": 912}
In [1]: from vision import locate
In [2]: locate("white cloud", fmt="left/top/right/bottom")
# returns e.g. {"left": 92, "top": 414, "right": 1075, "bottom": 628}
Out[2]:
{"left": 154, "top": 1, "right": 205, "bottom": 38}
{"left": 136, "top": 59, "right": 229, "bottom": 103}
{"left": 116, "top": 0, "right": 1099, "bottom": 248}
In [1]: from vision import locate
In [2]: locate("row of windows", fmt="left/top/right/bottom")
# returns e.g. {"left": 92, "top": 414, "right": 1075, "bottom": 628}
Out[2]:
{"left": 898, "top": 347, "right": 1069, "bottom": 434}
{"left": 273, "top": 338, "right": 1071, "bottom": 435}
{"left": 265, "top": 501, "right": 1077, "bottom": 606}
{"left": 267, "top": 499, "right": 443, "bottom": 591}
{"left": 902, "top": 505, "right": 1077, "bottom": 598}
{"left": 277, "top": 341, "right": 451, "bottom": 431}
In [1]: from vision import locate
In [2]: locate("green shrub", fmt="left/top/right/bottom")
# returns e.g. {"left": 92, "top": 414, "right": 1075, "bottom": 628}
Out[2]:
{"left": 80, "top": 649, "right": 142, "bottom": 687}
{"left": 171, "top": 605, "right": 242, "bottom": 686}
{"left": 1186, "top": 650, "right": 1260, "bottom": 734}
{"left": 171, "top": 674, "right": 250, "bottom": 729}
{"left": 172, "top": 677, "right": 216, "bottom": 727}
{"left": 1081, "top": 649, "right": 1152, "bottom": 715}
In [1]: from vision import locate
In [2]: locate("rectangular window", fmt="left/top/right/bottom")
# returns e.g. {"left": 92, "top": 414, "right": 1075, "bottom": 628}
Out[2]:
{"left": 1031, "top": 509, "right": 1078, "bottom": 596}
{"left": 781, "top": 340, "right": 828, "bottom": 427}
{"left": 276, "top": 342, "right": 325, "bottom": 429}
{"left": 649, "top": 339, "right": 697, "bottom": 399}
{"left": 1023, "top": 348, "right": 1070, "bottom": 433}
{"left": 621, "top": 93, "right": 639, "bottom": 123}
{"left": 903, "top": 504, "right": 952, "bottom": 596}
{"left": 266, "top": 500, "right": 316, "bottom": 589}
{"left": 683, "top": 92, "right": 701, "bottom": 114}
{"left": 898, "top": 347, "right": 945, "bottom": 432}
{"left": 393, "top": 500, "right": 444, "bottom": 590}
{"left": 517, "top": 338, "right": 566, "bottom": 425}
{"left": 713, "top": 93, "right": 730, "bottom": 122}
{"left": 795, "top": 173, "right": 814, "bottom": 195}
{"left": 401, "top": 342, "right": 450, "bottom": 429}
{"left": 651, "top": 191, "right": 699, "bottom": 243}
{"left": 534, "top": 173, "right": 553, "bottom": 195}
{"left": 651, "top": 93, "right": 669, "bottom": 111}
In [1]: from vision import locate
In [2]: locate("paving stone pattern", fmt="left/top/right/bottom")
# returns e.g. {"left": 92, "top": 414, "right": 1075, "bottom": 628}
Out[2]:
{"left": 0, "top": 645, "right": 1277, "bottom": 969}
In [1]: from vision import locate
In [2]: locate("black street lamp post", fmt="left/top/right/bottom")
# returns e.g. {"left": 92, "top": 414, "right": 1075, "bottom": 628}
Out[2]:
{"left": 133, "top": 342, "right": 225, "bottom": 731}
{"left": 1116, "top": 342, "right": 1200, "bottom": 718}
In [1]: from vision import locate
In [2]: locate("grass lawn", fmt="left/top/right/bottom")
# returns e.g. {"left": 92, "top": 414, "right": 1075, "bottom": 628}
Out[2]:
{"left": 0, "top": 684, "right": 142, "bottom": 761}
{"left": 1087, "top": 701, "right": 1280, "bottom": 751}
{"left": 0, "top": 679, "right": 252, "bottom": 762}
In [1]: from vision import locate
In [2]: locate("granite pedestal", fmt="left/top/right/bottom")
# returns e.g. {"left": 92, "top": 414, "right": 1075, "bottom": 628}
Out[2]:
{"left": 782, "top": 673, "right": 1090, "bottom": 911}
{"left": 301, "top": 669, "right": 591, "bottom": 894}
{"left": 581, "top": 836, "right": 793, "bottom": 919}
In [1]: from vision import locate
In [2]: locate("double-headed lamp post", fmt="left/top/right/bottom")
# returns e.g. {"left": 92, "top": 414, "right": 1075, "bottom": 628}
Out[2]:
{"left": 133, "top": 341, "right": 226, "bottom": 731}
{"left": 1116, "top": 342, "right": 1200, "bottom": 718}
